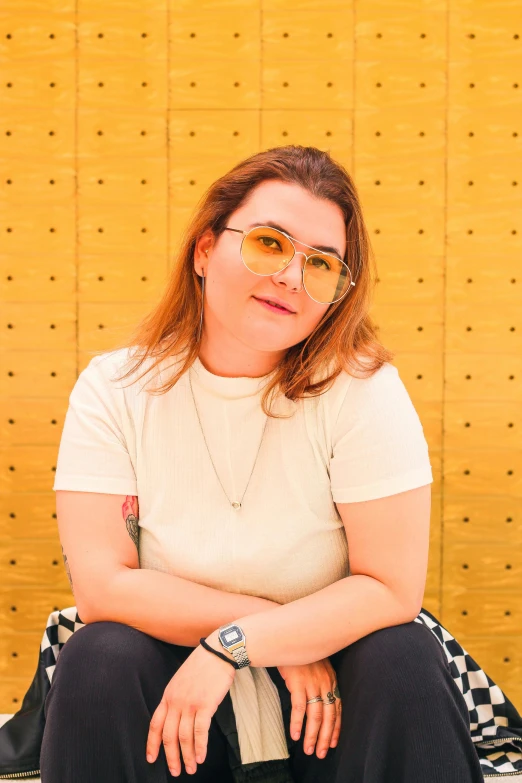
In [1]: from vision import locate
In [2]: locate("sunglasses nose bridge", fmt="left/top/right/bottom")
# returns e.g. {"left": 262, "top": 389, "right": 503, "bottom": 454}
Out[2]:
{"left": 285, "top": 248, "right": 309, "bottom": 269}
{"left": 268, "top": 242, "right": 304, "bottom": 291}
{"left": 280, "top": 248, "right": 307, "bottom": 276}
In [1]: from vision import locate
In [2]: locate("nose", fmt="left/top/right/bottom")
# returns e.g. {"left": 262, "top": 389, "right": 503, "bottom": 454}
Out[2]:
{"left": 272, "top": 250, "right": 305, "bottom": 293}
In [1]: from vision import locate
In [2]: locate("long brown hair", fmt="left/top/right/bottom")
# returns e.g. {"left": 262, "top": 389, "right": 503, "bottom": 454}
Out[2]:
{"left": 103, "top": 145, "right": 394, "bottom": 418}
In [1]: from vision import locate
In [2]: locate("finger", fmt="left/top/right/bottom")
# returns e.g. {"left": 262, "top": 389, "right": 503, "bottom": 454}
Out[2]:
{"left": 330, "top": 698, "right": 342, "bottom": 748}
{"left": 194, "top": 710, "right": 212, "bottom": 765}
{"left": 161, "top": 706, "right": 183, "bottom": 776}
{"left": 303, "top": 702, "right": 323, "bottom": 755}
{"left": 289, "top": 690, "right": 307, "bottom": 742}
{"left": 177, "top": 707, "right": 197, "bottom": 775}
{"left": 315, "top": 699, "right": 337, "bottom": 759}
{"left": 146, "top": 699, "right": 168, "bottom": 763}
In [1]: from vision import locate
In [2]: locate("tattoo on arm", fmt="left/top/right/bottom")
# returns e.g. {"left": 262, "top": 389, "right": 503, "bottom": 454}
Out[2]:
{"left": 61, "top": 544, "right": 74, "bottom": 595}
{"left": 61, "top": 496, "right": 139, "bottom": 599}
{"left": 122, "top": 495, "right": 140, "bottom": 551}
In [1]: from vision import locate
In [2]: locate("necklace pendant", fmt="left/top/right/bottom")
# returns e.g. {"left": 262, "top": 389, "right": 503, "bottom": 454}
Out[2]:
{"left": 231, "top": 501, "right": 241, "bottom": 510}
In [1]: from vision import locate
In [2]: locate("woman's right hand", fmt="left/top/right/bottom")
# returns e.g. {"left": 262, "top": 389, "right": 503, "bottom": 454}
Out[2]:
{"left": 277, "top": 658, "right": 341, "bottom": 760}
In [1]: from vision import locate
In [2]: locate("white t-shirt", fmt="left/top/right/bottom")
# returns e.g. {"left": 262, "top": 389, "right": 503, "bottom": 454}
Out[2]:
{"left": 52, "top": 347, "right": 433, "bottom": 764}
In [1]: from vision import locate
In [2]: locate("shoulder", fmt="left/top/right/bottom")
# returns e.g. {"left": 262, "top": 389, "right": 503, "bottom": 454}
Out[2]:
{"left": 348, "top": 360, "right": 414, "bottom": 412}
{"left": 322, "top": 357, "right": 403, "bottom": 426}
{"left": 66, "top": 348, "right": 153, "bottom": 417}
{"left": 330, "top": 359, "right": 426, "bottom": 451}
{"left": 80, "top": 347, "right": 157, "bottom": 392}
{"left": 340, "top": 360, "right": 401, "bottom": 403}
{"left": 83, "top": 346, "right": 136, "bottom": 378}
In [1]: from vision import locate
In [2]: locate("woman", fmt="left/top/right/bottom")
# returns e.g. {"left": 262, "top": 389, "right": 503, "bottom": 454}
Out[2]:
{"left": 41, "top": 145, "right": 484, "bottom": 782}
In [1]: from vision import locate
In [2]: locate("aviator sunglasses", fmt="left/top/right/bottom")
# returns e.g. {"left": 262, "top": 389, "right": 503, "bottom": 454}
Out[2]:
{"left": 223, "top": 225, "right": 356, "bottom": 305}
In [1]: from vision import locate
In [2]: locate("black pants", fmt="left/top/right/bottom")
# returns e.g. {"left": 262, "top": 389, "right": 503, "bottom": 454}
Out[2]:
{"left": 40, "top": 618, "right": 485, "bottom": 783}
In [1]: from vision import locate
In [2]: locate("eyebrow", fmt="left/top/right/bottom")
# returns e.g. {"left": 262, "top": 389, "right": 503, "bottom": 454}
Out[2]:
{"left": 246, "top": 221, "right": 343, "bottom": 259}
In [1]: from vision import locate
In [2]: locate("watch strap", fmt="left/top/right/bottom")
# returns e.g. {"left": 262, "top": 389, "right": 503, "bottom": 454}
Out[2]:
{"left": 230, "top": 645, "right": 251, "bottom": 669}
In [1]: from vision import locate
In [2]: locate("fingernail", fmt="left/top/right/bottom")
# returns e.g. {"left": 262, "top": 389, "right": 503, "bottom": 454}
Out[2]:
{"left": 147, "top": 754, "right": 153, "bottom": 763}
{"left": 318, "top": 750, "right": 326, "bottom": 758}
{"left": 292, "top": 731, "right": 299, "bottom": 740}
{"left": 307, "top": 746, "right": 314, "bottom": 754}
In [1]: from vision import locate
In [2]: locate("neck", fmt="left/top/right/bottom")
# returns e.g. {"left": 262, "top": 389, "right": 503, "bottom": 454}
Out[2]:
{"left": 198, "top": 333, "right": 285, "bottom": 379}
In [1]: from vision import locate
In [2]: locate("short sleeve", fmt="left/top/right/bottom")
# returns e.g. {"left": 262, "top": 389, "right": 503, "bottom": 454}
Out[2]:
{"left": 53, "top": 354, "right": 138, "bottom": 495}
{"left": 329, "top": 363, "right": 433, "bottom": 503}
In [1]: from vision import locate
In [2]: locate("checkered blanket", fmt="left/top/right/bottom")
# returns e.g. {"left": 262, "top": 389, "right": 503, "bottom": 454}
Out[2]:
{"left": 0, "top": 605, "right": 521, "bottom": 780}
{"left": 413, "top": 608, "right": 522, "bottom": 780}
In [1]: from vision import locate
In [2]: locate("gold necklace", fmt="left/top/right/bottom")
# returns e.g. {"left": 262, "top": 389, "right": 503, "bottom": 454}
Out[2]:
{"left": 188, "top": 368, "right": 269, "bottom": 511}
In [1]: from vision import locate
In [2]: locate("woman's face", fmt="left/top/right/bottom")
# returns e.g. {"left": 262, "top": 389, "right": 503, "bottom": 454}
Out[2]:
{"left": 194, "top": 179, "right": 347, "bottom": 376}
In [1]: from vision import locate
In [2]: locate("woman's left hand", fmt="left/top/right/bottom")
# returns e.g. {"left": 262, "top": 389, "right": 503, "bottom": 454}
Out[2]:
{"left": 146, "top": 643, "right": 236, "bottom": 777}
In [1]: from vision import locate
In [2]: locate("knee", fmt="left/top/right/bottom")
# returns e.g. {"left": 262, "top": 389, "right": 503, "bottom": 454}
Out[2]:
{"left": 337, "top": 622, "right": 449, "bottom": 703}
{"left": 50, "top": 621, "right": 153, "bottom": 693}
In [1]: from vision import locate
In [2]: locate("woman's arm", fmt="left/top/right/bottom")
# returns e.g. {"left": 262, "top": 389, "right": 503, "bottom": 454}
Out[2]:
{"left": 206, "top": 485, "right": 431, "bottom": 667}
{"left": 93, "top": 566, "right": 280, "bottom": 646}
{"left": 206, "top": 574, "right": 414, "bottom": 667}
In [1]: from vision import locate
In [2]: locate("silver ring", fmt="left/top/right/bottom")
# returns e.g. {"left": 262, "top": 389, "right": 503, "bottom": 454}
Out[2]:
{"left": 306, "top": 695, "right": 323, "bottom": 704}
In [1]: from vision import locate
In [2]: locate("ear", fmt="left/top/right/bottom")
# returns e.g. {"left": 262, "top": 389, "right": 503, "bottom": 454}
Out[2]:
{"left": 194, "top": 231, "right": 214, "bottom": 275}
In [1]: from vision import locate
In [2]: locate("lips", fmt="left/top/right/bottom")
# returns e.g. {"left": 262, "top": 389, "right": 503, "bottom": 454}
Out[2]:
{"left": 253, "top": 296, "right": 295, "bottom": 313}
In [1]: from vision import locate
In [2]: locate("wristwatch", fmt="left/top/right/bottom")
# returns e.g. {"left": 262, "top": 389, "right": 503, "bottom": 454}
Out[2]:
{"left": 217, "top": 623, "right": 251, "bottom": 669}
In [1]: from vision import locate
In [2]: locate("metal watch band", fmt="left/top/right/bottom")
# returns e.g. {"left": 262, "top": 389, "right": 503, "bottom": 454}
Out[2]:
{"left": 230, "top": 645, "right": 251, "bottom": 669}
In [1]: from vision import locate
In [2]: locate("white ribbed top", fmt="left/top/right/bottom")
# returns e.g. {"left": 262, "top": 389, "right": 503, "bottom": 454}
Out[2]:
{"left": 53, "top": 348, "right": 433, "bottom": 764}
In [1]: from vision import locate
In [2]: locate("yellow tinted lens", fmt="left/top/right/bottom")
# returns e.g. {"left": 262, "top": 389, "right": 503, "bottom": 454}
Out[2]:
{"left": 242, "top": 227, "right": 294, "bottom": 274}
{"left": 241, "top": 227, "right": 351, "bottom": 303}
{"left": 304, "top": 255, "right": 352, "bottom": 303}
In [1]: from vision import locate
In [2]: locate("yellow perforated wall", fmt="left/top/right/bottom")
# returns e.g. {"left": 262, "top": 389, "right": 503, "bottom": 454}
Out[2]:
{"left": 0, "top": 0, "right": 520, "bottom": 713}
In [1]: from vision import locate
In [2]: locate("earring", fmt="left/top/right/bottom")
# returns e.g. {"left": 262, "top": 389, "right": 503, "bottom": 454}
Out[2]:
{"left": 197, "top": 270, "right": 205, "bottom": 342}
{"left": 197, "top": 249, "right": 208, "bottom": 342}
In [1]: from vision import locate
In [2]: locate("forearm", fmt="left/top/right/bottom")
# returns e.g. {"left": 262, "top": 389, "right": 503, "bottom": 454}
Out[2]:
{"left": 84, "top": 567, "right": 279, "bottom": 646}
{"left": 206, "top": 575, "right": 419, "bottom": 668}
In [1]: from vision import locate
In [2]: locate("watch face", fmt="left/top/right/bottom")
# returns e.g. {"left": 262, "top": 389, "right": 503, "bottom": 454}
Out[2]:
{"left": 219, "top": 625, "right": 243, "bottom": 648}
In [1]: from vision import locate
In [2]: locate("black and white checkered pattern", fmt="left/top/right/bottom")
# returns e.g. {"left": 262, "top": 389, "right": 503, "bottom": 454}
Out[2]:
{"left": 6, "top": 604, "right": 522, "bottom": 781}
{"left": 414, "top": 607, "right": 522, "bottom": 779}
